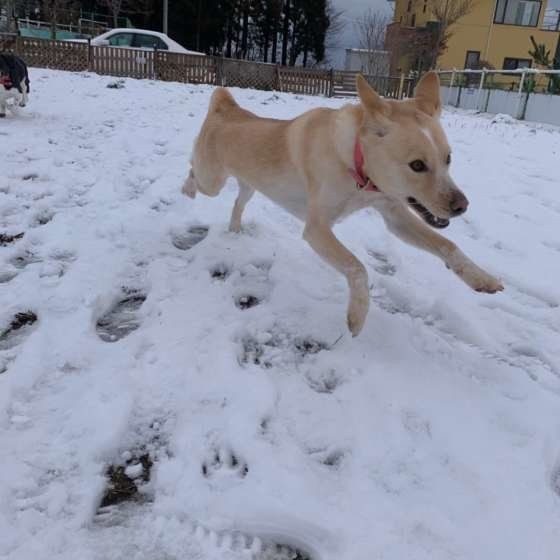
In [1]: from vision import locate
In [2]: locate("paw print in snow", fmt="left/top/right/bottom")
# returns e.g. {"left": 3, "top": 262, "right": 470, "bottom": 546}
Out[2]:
{"left": 202, "top": 448, "right": 248, "bottom": 479}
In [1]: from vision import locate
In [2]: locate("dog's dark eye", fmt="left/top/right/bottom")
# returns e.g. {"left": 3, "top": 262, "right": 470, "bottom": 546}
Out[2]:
{"left": 409, "top": 160, "right": 427, "bottom": 173}
{"left": 446, "top": 154, "right": 451, "bottom": 165}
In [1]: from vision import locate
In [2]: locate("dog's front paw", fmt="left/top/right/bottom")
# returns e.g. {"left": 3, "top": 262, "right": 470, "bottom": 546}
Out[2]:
{"left": 347, "top": 288, "right": 369, "bottom": 337}
{"left": 459, "top": 263, "right": 504, "bottom": 294}
{"left": 472, "top": 273, "right": 504, "bottom": 294}
{"left": 228, "top": 222, "right": 241, "bottom": 234}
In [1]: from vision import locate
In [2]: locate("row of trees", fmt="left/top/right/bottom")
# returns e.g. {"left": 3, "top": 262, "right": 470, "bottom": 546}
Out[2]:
{"left": 3, "top": 0, "right": 343, "bottom": 67}
{"left": 162, "top": 0, "right": 341, "bottom": 66}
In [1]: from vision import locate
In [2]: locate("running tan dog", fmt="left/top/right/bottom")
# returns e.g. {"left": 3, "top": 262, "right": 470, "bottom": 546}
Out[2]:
{"left": 183, "top": 72, "right": 503, "bottom": 336}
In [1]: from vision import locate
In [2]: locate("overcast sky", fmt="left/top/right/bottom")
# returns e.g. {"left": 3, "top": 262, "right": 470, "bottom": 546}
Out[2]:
{"left": 328, "top": 0, "right": 560, "bottom": 67}
{"left": 327, "top": 0, "right": 391, "bottom": 66}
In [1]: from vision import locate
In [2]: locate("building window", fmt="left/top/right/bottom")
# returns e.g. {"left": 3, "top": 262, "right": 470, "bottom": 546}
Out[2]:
{"left": 503, "top": 57, "right": 533, "bottom": 69}
{"left": 423, "top": 1, "right": 427, "bottom": 13}
{"left": 465, "top": 50, "right": 481, "bottom": 68}
{"left": 411, "top": 13, "right": 416, "bottom": 27}
{"left": 494, "top": 0, "right": 541, "bottom": 27}
{"left": 407, "top": 1, "right": 412, "bottom": 12}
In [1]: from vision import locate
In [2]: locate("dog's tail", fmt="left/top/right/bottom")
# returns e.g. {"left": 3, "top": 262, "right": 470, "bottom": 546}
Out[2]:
{"left": 208, "top": 87, "right": 238, "bottom": 115}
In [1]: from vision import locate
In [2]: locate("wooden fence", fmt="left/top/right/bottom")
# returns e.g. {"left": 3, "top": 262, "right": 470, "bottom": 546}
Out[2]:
{"left": 0, "top": 33, "right": 415, "bottom": 99}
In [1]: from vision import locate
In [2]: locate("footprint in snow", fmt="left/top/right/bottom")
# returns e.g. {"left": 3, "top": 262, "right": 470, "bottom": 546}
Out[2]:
{"left": 294, "top": 338, "right": 328, "bottom": 357}
{"left": 304, "top": 368, "right": 342, "bottom": 394}
{"left": 308, "top": 447, "right": 346, "bottom": 470}
{"left": 21, "top": 173, "right": 39, "bottom": 182}
{"left": 0, "top": 310, "right": 38, "bottom": 352}
{"left": 235, "top": 294, "right": 261, "bottom": 310}
{"left": 367, "top": 250, "right": 396, "bottom": 276}
{"left": 0, "top": 270, "right": 18, "bottom": 284}
{"left": 239, "top": 333, "right": 328, "bottom": 370}
{"left": 171, "top": 225, "right": 209, "bottom": 251}
{"left": 209, "top": 263, "right": 230, "bottom": 280}
{"left": 32, "top": 209, "right": 55, "bottom": 227}
{"left": 96, "top": 290, "right": 147, "bottom": 343}
{"left": 202, "top": 448, "right": 248, "bottom": 479}
{"left": 0, "top": 232, "right": 24, "bottom": 246}
{"left": 153, "top": 140, "right": 167, "bottom": 156}
{"left": 10, "top": 250, "right": 41, "bottom": 270}
{"left": 231, "top": 260, "right": 273, "bottom": 310}
{"left": 261, "top": 543, "right": 312, "bottom": 560}
{"left": 39, "top": 249, "right": 77, "bottom": 279}
{"left": 98, "top": 452, "right": 153, "bottom": 509}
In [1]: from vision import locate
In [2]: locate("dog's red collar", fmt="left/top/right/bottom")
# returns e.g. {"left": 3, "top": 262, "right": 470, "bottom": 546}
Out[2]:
{"left": 347, "top": 138, "right": 378, "bottom": 192}
{"left": 0, "top": 75, "right": 12, "bottom": 88}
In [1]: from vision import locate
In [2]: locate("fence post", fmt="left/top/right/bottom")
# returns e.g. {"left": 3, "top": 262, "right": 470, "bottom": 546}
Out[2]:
{"left": 476, "top": 69, "right": 486, "bottom": 112}
{"left": 87, "top": 38, "right": 92, "bottom": 72}
{"left": 482, "top": 70, "right": 491, "bottom": 113}
{"left": 214, "top": 57, "right": 223, "bottom": 86}
{"left": 446, "top": 69, "right": 456, "bottom": 106}
{"left": 516, "top": 70, "right": 527, "bottom": 119}
{"left": 328, "top": 68, "right": 334, "bottom": 98}
{"left": 397, "top": 72, "right": 405, "bottom": 99}
{"left": 275, "top": 64, "right": 282, "bottom": 92}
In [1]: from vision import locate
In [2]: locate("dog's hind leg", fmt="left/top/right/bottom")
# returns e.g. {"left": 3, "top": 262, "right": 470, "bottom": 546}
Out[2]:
{"left": 229, "top": 180, "right": 255, "bottom": 233}
{"left": 303, "top": 209, "right": 370, "bottom": 336}
{"left": 19, "top": 79, "right": 27, "bottom": 107}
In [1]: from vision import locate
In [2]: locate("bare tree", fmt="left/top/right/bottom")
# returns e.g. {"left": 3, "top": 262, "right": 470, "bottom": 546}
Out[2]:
{"left": 2, "top": 0, "right": 17, "bottom": 33}
{"left": 322, "top": 0, "right": 345, "bottom": 67}
{"left": 98, "top": 0, "right": 155, "bottom": 30}
{"left": 431, "top": 0, "right": 474, "bottom": 66}
{"left": 98, "top": 0, "right": 126, "bottom": 28}
{"left": 41, "top": 0, "right": 75, "bottom": 39}
{"left": 325, "top": 1, "right": 345, "bottom": 47}
{"left": 355, "top": 8, "right": 390, "bottom": 75}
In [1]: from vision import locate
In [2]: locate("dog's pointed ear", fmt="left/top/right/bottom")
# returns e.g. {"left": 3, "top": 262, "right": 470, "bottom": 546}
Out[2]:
{"left": 356, "top": 74, "right": 388, "bottom": 115}
{"left": 414, "top": 71, "right": 441, "bottom": 116}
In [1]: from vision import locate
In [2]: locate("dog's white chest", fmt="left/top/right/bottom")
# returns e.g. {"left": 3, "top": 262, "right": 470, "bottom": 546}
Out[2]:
{"left": 256, "top": 175, "right": 308, "bottom": 222}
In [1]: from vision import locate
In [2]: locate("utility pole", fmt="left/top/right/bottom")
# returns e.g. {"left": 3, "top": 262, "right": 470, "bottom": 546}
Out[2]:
{"left": 196, "top": 0, "right": 202, "bottom": 51}
{"left": 163, "top": 0, "right": 168, "bottom": 35}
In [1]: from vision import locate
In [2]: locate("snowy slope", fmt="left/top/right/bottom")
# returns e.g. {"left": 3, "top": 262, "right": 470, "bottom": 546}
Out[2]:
{"left": 0, "top": 70, "right": 559, "bottom": 560}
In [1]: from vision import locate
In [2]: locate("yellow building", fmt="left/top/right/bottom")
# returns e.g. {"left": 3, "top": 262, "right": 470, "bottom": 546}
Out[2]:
{"left": 386, "top": 0, "right": 560, "bottom": 72}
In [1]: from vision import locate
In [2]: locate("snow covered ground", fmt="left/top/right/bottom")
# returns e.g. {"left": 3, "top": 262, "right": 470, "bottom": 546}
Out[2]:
{"left": 1, "top": 69, "right": 559, "bottom": 560}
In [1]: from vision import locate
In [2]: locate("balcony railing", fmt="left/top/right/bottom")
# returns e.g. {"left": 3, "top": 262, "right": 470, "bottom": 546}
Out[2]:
{"left": 541, "top": 8, "right": 560, "bottom": 31}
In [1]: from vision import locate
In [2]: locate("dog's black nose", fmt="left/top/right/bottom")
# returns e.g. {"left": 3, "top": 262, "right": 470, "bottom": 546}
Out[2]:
{"left": 449, "top": 191, "right": 469, "bottom": 216}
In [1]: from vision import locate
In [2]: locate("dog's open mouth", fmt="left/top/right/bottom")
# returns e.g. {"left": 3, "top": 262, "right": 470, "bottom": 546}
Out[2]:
{"left": 407, "top": 198, "right": 450, "bottom": 229}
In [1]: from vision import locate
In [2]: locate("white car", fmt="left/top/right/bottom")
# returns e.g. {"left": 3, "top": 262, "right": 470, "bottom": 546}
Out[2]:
{"left": 87, "top": 29, "right": 203, "bottom": 55}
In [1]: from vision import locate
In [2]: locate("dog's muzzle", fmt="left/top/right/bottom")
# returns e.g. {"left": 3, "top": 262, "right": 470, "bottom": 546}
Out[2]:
{"left": 407, "top": 197, "right": 450, "bottom": 229}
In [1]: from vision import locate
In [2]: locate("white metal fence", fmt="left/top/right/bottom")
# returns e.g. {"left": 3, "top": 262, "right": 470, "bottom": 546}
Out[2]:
{"left": 437, "top": 68, "right": 560, "bottom": 127}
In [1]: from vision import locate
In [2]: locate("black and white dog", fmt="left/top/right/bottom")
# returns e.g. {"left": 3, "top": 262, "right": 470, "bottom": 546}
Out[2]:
{"left": 0, "top": 53, "right": 30, "bottom": 117}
